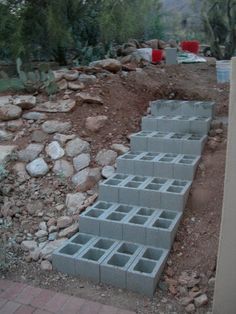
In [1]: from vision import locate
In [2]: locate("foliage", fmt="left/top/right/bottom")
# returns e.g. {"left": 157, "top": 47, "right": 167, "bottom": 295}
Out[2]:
{"left": 202, "top": 0, "right": 236, "bottom": 59}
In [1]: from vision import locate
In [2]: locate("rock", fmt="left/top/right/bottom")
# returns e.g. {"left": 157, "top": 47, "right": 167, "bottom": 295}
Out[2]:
{"left": 46, "top": 141, "right": 64, "bottom": 160}
{"left": 66, "top": 193, "right": 86, "bottom": 214}
{"left": 21, "top": 240, "right": 37, "bottom": 252}
{"left": 96, "top": 149, "right": 117, "bottom": 166}
{"left": 0, "top": 145, "right": 17, "bottom": 164}
{"left": 208, "top": 140, "right": 218, "bottom": 152}
{"left": 57, "top": 79, "right": 68, "bottom": 90}
{"left": 0, "top": 104, "right": 22, "bottom": 121}
{"left": 36, "top": 99, "right": 76, "bottom": 113}
{"left": 26, "top": 158, "right": 49, "bottom": 177}
{"left": 185, "top": 304, "right": 195, "bottom": 313}
{"left": 57, "top": 216, "right": 73, "bottom": 229}
{"left": 0, "top": 95, "right": 12, "bottom": 106}
{"left": 52, "top": 70, "right": 65, "bottom": 81}
{"left": 216, "top": 128, "right": 223, "bottom": 135}
{"left": 35, "top": 230, "right": 48, "bottom": 239}
{"left": 68, "top": 82, "right": 85, "bottom": 91}
{"left": 53, "top": 133, "right": 76, "bottom": 145}
{"left": 42, "top": 120, "right": 72, "bottom": 134}
{"left": 85, "top": 115, "right": 108, "bottom": 132}
{"left": 12, "top": 162, "right": 29, "bottom": 180}
{"left": 40, "top": 238, "right": 67, "bottom": 260}
{"left": 180, "top": 297, "right": 193, "bottom": 306}
{"left": 30, "top": 132, "right": 47, "bottom": 145}
{"left": 0, "top": 129, "right": 14, "bottom": 141}
{"left": 23, "top": 112, "right": 47, "bottom": 121}
{"left": 39, "top": 221, "right": 47, "bottom": 231}
{"left": 111, "top": 143, "right": 129, "bottom": 155}
{"left": 48, "top": 232, "right": 57, "bottom": 241}
{"left": 102, "top": 166, "right": 115, "bottom": 178}
{"left": 40, "top": 260, "right": 53, "bottom": 271}
{"left": 194, "top": 294, "right": 208, "bottom": 308}
{"left": 18, "top": 144, "right": 44, "bottom": 162}
{"left": 73, "top": 153, "right": 90, "bottom": 171}
{"left": 64, "top": 70, "right": 78, "bottom": 81}
{"left": 211, "top": 120, "right": 223, "bottom": 130}
{"left": 76, "top": 92, "right": 103, "bottom": 106}
{"left": 53, "top": 159, "right": 74, "bottom": 178}
{"left": 79, "top": 74, "right": 96, "bottom": 84}
{"left": 6, "top": 119, "right": 23, "bottom": 132}
{"left": 90, "top": 58, "right": 122, "bottom": 73}
{"left": 65, "top": 137, "right": 90, "bottom": 157}
{"left": 58, "top": 223, "right": 79, "bottom": 238}
{"left": 12, "top": 95, "right": 36, "bottom": 109}
{"left": 30, "top": 248, "right": 41, "bottom": 261}
{"left": 72, "top": 167, "right": 101, "bottom": 191}
{"left": 26, "top": 201, "right": 43, "bottom": 215}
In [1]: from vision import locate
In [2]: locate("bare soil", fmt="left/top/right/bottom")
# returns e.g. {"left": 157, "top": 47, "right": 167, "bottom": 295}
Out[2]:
{"left": 1, "top": 60, "right": 228, "bottom": 313}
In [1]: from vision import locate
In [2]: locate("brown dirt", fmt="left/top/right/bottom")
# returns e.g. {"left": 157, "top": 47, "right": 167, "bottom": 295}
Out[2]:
{"left": 1, "top": 59, "right": 228, "bottom": 313}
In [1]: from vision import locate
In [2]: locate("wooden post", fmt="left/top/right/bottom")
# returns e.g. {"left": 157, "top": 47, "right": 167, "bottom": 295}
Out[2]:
{"left": 213, "top": 57, "right": 236, "bottom": 313}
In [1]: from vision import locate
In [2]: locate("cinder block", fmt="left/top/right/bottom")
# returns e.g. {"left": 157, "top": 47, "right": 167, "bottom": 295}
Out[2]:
{"left": 130, "top": 131, "right": 153, "bottom": 151}
{"left": 165, "top": 48, "right": 177, "bottom": 65}
{"left": 99, "top": 179, "right": 121, "bottom": 202}
{"left": 123, "top": 214, "right": 149, "bottom": 244}
{"left": 160, "top": 179, "right": 192, "bottom": 211}
{"left": 182, "top": 134, "right": 207, "bottom": 155}
{"left": 147, "top": 133, "right": 168, "bottom": 152}
{"left": 142, "top": 116, "right": 158, "bottom": 130}
{"left": 190, "top": 117, "right": 211, "bottom": 134}
{"left": 151, "top": 100, "right": 183, "bottom": 116}
{"left": 100, "top": 242, "right": 143, "bottom": 289}
{"left": 140, "top": 178, "right": 169, "bottom": 208}
{"left": 146, "top": 210, "right": 182, "bottom": 249}
{"left": 116, "top": 153, "right": 140, "bottom": 174}
{"left": 127, "top": 247, "right": 169, "bottom": 296}
{"left": 173, "top": 155, "right": 200, "bottom": 180}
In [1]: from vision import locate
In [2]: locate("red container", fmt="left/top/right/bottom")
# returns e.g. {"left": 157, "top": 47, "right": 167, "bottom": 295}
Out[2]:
{"left": 152, "top": 49, "right": 163, "bottom": 63}
{"left": 181, "top": 41, "right": 200, "bottom": 54}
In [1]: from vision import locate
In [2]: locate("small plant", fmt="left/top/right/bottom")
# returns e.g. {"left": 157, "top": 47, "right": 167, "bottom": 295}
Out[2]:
{"left": 16, "top": 58, "right": 58, "bottom": 96}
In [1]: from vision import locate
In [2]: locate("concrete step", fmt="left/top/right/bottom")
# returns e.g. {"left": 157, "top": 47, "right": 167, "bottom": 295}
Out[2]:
{"left": 117, "top": 152, "right": 200, "bottom": 180}
{"left": 52, "top": 233, "right": 168, "bottom": 296}
{"left": 130, "top": 131, "right": 207, "bottom": 155}
{"left": 151, "top": 100, "right": 215, "bottom": 118}
{"left": 99, "top": 174, "right": 191, "bottom": 211}
{"left": 79, "top": 201, "right": 182, "bottom": 249}
{"left": 142, "top": 115, "right": 211, "bottom": 135}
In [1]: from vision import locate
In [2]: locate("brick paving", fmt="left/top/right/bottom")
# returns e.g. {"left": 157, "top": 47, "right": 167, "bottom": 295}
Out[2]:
{"left": 0, "top": 280, "right": 135, "bottom": 314}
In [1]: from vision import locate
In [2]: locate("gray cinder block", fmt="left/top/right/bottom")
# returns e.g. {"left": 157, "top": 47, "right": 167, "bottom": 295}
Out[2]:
{"left": 165, "top": 48, "right": 178, "bottom": 65}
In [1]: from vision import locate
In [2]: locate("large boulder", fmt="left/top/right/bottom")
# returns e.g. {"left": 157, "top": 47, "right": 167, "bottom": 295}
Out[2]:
{"left": 12, "top": 95, "right": 36, "bottom": 110}
{"left": 85, "top": 115, "right": 108, "bottom": 132}
{"left": 90, "top": 58, "right": 122, "bottom": 73}
{"left": 36, "top": 99, "right": 76, "bottom": 113}
{"left": 0, "top": 104, "right": 22, "bottom": 121}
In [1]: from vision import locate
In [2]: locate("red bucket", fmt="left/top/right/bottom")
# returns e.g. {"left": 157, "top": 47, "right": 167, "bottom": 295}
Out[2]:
{"left": 152, "top": 49, "right": 163, "bottom": 63}
{"left": 181, "top": 41, "right": 200, "bottom": 54}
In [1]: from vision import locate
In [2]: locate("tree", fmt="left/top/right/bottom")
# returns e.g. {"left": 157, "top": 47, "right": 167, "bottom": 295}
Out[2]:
{"left": 202, "top": 0, "right": 236, "bottom": 59}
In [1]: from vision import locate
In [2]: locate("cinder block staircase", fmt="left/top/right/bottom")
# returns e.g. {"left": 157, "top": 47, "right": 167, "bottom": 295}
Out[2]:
{"left": 53, "top": 99, "right": 214, "bottom": 297}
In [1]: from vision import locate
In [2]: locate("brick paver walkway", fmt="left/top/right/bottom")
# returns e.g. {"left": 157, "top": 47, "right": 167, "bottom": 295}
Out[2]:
{"left": 0, "top": 279, "right": 135, "bottom": 314}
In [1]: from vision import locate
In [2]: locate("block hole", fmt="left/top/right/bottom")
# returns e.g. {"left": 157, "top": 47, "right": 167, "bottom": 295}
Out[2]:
{"left": 143, "top": 248, "right": 163, "bottom": 261}
{"left": 134, "top": 259, "right": 155, "bottom": 274}
{"left": 137, "top": 208, "right": 155, "bottom": 216}
{"left": 72, "top": 234, "right": 93, "bottom": 245}
{"left": 59, "top": 244, "right": 81, "bottom": 256}
{"left": 117, "top": 243, "right": 139, "bottom": 255}
{"left": 153, "top": 219, "right": 172, "bottom": 229}
{"left": 129, "top": 215, "right": 148, "bottom": 225}
{"left": 82, "top": 248, "right": 105, "bottom": 261}
{"left": 94, "top": 239, "right": 115, "bottom": 250}
{"left": 160, "top": 211, "right": 177, "bottom": 220}
{"left": 107, "top": 253, "right": 130, "bottom": 267}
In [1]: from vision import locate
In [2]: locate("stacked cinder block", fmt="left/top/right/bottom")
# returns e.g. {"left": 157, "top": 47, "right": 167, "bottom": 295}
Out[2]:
{"left": 53, "top": 100, "right": 214, "bottom": 297}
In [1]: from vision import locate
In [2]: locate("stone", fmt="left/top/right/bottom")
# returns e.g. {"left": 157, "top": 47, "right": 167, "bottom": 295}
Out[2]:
{"left": 21, "top": 240, "right": 37, "bottom": 252}
{"left": 216, "top": 128, "right": 223, "bottom": 135}
{"left": 36, "top": 99, "right": 76, "bottom": 113}
{"left": 58, "top": 223, "right": 79, "bottom": 238}
{"left": 72, "top": 167, "right": 101, "bottom": 191}
{"left": 52, "top": 70, "right": 65, "bottom": 81}
{"left": 76, "top": 92, "right": 103, "bottom": 106}
{"left": 73, "top": 153, "right": 90, "bottom": 171}
{"left": 111, "top": 143, "right": 129, "bottom": 155}
{"left": 57, "top": 79, "right": 68, "bottom": 90}
{"left": 6, "top": 119, "right": 23, "bottom": 132}
{"left": 180, "top": 297, "right": 193, "bottom": 306}
{"left": 96, "top": 149, "right": 117, "bottom": 166}
{"left": 0, "top": 145, "right": 17, "bottom": 164}
{"left": 79, "top": 74, "right": 96, "bottom": 84}
{"left": 64, "top": 70, "right": 78, "bottom": 81}
{"left": 85, "top": 115, "right": 108, "bottom": 132}
{"left": 53, "top": 159, "right": 74, "bottom": 178}
{"left": 12, "top": 95, "right": 36, "bottom": 109}
{"left": 26, "top": 158, "right": 49, "bottom": 177}
{"left": 0, "top": 104, "right": 22, "bottom": 121}
{"left": 53, "top": 133, "right": 76, "bottom": 145}
{"left": 194, "top": 294, "right": 208, "bottom": 308}
{"left": 40, "top": 260, "right": 53, "bottom": 271}
{"left": 211, "top": 120, "right": 223, "bottom": 130}
{"left": 46, "top": 141, "right": 64, "bottom": 160}
{"left": 12, "top": 162, "right": 29, "bottom": 180}
{"left": 90, "top": 58, "right": 122, "bottom": 73}
{"left": 68, "top": 82, "right": 85, "bottom": 91}
{"left": 26, "top": 201, "right": 43, "bottom": 215}
{"left": 31, "top": 130, "right": 48, "bottom": 143}
{"left": 39, "top": 221, "right": 47, "bottom": 231}
{"left": 66, "top": 193, "right": 86, "bottom": 214}
{"left": 57, "top": 216, "right": 73, "bottom": 229}
{"left": 0, "top": 129, "right": 14, "bottom": 141}
{"left": 42, "top": 120, "right": 72, "bottom": 134}
{"left": 102, "top": 166, "right": 115, "bottom": 178}
{"left": 18, "top": 144, "right": 44, "bottom": 162}
{"left": 40, "top": 238, "right": 67, "bottom": 260}
{"left": 35, "top": 230, "right": 48, "bottom": 239}
{"left": 0, "top": 96, "right": 12, "bottom": 106}
{"left": 185, "top": 304, "right": 196, "bottom": 313}
{"left": 30, "top": 248, "right": 41, "bottom": 261}
{"left": 48, "top": 232, "right": 57, "bottom": 241}
{"left": 23, "top": 112, "right": 47, "bottom": 121}
{"left": 65, "top": 137, "right": 90, "bottom": 157}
